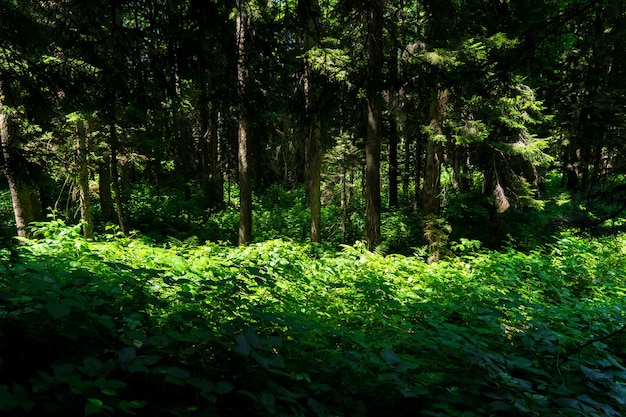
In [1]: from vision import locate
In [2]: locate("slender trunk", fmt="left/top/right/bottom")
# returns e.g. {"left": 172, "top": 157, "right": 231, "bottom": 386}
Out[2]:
{"left": 0, "top": 83, "right": 40, "bottom": 238}
{"left": 200, "top": 99, "right": 224, "bottom": 210}
{"left": 210, "top": 106, "right": 224, "bottom": 207}
{"left": 364, "top": 0, "right": 384, "bottom": 250}
{"left": 388, "top": 97, "right": 399, "bottom": 208}
{"left": 236, "top": 0, "right": 252, "bottom": 245}
{"left": 421, "top": 90, "right": 448, "bottom": 262}
{"left": 403, "top": 96, "right": 418, "bottom": 208}
{"left": 76, "top": 118, "right": 94, "bottom": 238}
{"left": 422, "top": 90, "right": 447, "bottom": 216}
{"left": 341, "top": 164, "right": 348, "bottom": 244}
{"left": 301, "top": 0, "right": 322, "bottom": 243}
{"left": 422, "top": 140, "right": 441, "bottom": 217}
{"left": 402, "top": 120, "right": 411, "bottom": 199}
{"left": 110, "top": 124, "right": 128, "bottom": 235}
{"left": 120, "top": 156, "right": 132, "bottom": 204}
{"left": 305, "top": 114, "right": 322, "bottom": 242}
{"left": 414, "top": 138, "right": 423, "bottom": 211}
{"left": 98, "top": 155, "right": 114, "bottom": 222}
{"left": 387, "top": 13, "right": 399, "bottom": 208}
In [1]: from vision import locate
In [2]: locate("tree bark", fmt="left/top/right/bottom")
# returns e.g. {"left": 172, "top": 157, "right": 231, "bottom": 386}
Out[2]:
{"left": 422, "top": 90, "right": 447, "bottom": 217}
{"left": 387, "top": 10, "right": 400, "bottom": 209}
{"left": 236, "top": 0, "right": 252, "bottom": 245}
{"left": 110, "top": 123, "right": 128, "bottom": 235}
{"left": 0, "top": 82, "right": 41, "bottom": 238}
{"left": 98, "top": 154, "right": 114, "bottom": 222}
{"left": 364, "top": 0, "right": 384, "bottom": 250}
{"left": 200, "top": 98, "right": 224, "bottom": 210}
{"left": 421, "top": 90, "right": 448, "bottom": 262}
{"left": 300, "top": 0, "right": 322, "bottom": 243}
{"left": 76, "top": 118, "right": 94, "bottom": 238}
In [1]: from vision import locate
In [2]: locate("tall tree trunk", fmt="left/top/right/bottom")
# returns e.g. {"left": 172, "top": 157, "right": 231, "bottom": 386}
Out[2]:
{"left": 0, "top": 82, "right": 40, "bottom": 238}
{"left": 388, "top": 97, "right": 399, "bottom": 208}
{"left": 110, "top": 123, "right": 128, "bottom": 235}
{"left": 387, "top": 10, "right": 400, "bottom": 209}
{"left": 76, "top": 118, "right": 94, "bottom": 238}
{"left": 300, "top": 0, "right": 322, "bottom": 243}
{"left": 422, "top": 140, "right": 441, "bottom": 217}
{"left": 304, "top": 97, "right": 322, "bottom": 243}
{"left": 421, "top": 90, "right": 448, "bottom": 262}
{"left": 200, "top": 96, "right": 224, "bottom": 210}
{"left": 98, "top": 155, "right": 114, "bottom": 222}
{"left": 402, "top": 95, "right": 419, "bottom": 209}
{"left": 422, "top": 90, "right": 447, "bottom": 217}
{"left": 414, "top": 132, "right": 424, "bottom": 212}
{"left": 341, "top": 163, "right": 348, "bottom": 244}
{"left": 236, "top": 0, "right": 252, "bottom": 245}
{"left": 364, "top": 0, "right": 384, "bottom": 250}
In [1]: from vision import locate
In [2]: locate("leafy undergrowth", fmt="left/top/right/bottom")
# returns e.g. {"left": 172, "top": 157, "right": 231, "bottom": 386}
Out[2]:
{"left": 1, "top": 221, "right": 626, "bottom": 416}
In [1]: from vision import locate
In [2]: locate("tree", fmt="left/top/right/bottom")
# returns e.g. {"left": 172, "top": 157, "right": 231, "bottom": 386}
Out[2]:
{"left": 73, "top": 115, "right": 94, "bottom": 238}
{"left": 300, "top": 0, "right": 323, "bottom": 243}
{"left": 0, "top": 2, "right": 51, "bottom": 238}
{"left": 364, "top": 0, "right": 384, "bottom": 250}
{"left": 0, "top": 83, "right": 42, "bottom": 238}
{"left": 236, "top": 0, "right": 253, "bottom": 245}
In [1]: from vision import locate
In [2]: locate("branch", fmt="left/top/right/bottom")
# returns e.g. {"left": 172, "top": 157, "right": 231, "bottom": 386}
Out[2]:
{"left": 558, "top": 325, "right": 626, "bottom": 368}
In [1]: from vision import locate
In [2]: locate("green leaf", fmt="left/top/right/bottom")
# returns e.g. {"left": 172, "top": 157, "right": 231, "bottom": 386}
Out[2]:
{"left": 580, "top": 365, "right": 609, "bottom": 380}
{"left": 380, "top": 348, "right": 400, "bottom": 365}
{"left": 119, "top": 347, "right": 137, "bottom": 364}
{"left": 215, "top": 381, "right": 233, "bottom": 394}
{"left": 45, "top": 302, "right": 71, "bottom": 319}
{"left": 85, "top": 398, "right": 113, "bottom": 415}
{"left": 491, "top": 401, "right": 511, "bottom": 411}
{"left": 252, "top": 351, "right": 285, "bottom": 369}
{"left": 79, "top": 357, "right": 104, "bottom": 377}
{"left": 235, "top": 333, "right": 251, "bottom": 356}
{"left": 260, "top": 390, "right": 275, "bottom": 406}
{"left": 119, "top": 399, "right": 148, "bottom": 414}
{"left": 167, "top": 366, "right": 191, "bottom": 380}
{"left": 0, "top": 385, "right": 18, "bottom": 412}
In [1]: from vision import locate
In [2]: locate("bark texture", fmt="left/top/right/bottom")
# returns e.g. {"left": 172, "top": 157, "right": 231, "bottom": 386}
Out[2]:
{"left": 364, "top": 0, "right": 384, "bottom": 250}
{"left": 236, "top": 0, "right": 252, "bottom": 245}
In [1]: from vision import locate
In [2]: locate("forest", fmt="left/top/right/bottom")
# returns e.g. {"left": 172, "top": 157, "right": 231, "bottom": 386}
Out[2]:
{"left": 1, "top": 0, "right": 626, "bottom": 415}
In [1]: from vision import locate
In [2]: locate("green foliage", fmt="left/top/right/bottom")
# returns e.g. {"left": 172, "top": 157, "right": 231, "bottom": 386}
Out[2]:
{"left": 2, "top": 222, "right": 625, "bottom": 415}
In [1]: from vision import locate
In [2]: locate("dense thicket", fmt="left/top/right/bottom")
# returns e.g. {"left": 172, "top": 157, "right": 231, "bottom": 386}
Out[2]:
{"left": 1, "top": 222, "right": 626, "bottom": 416}
{"left": 1, "top": 0, "right": 625, "bottom": 251}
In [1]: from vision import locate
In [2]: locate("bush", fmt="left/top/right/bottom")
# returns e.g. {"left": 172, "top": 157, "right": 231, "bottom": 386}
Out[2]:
{"left": 1, "top": 222, "right": 625, "bottom": 416}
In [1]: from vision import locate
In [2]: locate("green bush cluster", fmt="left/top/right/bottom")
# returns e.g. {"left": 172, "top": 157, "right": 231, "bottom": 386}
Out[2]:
{"left": 1, "top": 222, "right": 625, "bottom": 416}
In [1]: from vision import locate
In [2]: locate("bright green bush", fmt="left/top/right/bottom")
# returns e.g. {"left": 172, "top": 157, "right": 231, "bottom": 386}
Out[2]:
{"left": 0, "top": 222, "right": 625, "bottom": 416}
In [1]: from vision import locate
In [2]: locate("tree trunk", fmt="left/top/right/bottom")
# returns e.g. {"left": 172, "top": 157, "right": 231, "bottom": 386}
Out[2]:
{"left": 98, "top": 155, "right": 114, "bottom": 222}
{"left": 236, "top": 0, "right": 252, "bottom": 245}
{"left": 304, "top": 101, "right": 322, "bottom": 243}
{"left": 402, "top": 96, "right": 420, "bottom": 209}
{"left": 422, "top": 90, "right": 448, "bottom": 262}
{"left": 422, "top": 90, "right": 447, "bottom": 216}
{"left": 76, "top": 118, "right": 94, "bottom": 238}
{"left": 422, "top": 141, "right": 441, "bottom": 218}
{"left": 200, "top": 97, "right": 224, "bottom": 210}
{"left": 110, "top": 123, "right": 128, "bottom": 235}
{"left": 388, "top": 97, "right": 399, "bottom": 209}
{"left": 0, "top": 82, "right": 40, "bottom": 238}
{"left": 341, "top": 163, "right": 348, "bottom": 244}
{"left": 387, "top": 10, "right": 400, "bottom": 208}
{"left": 364, "top": 0, "right": 384, "bottom": 250}
{"left": 300, "top": 0, "right": 322, "bottom": 243}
